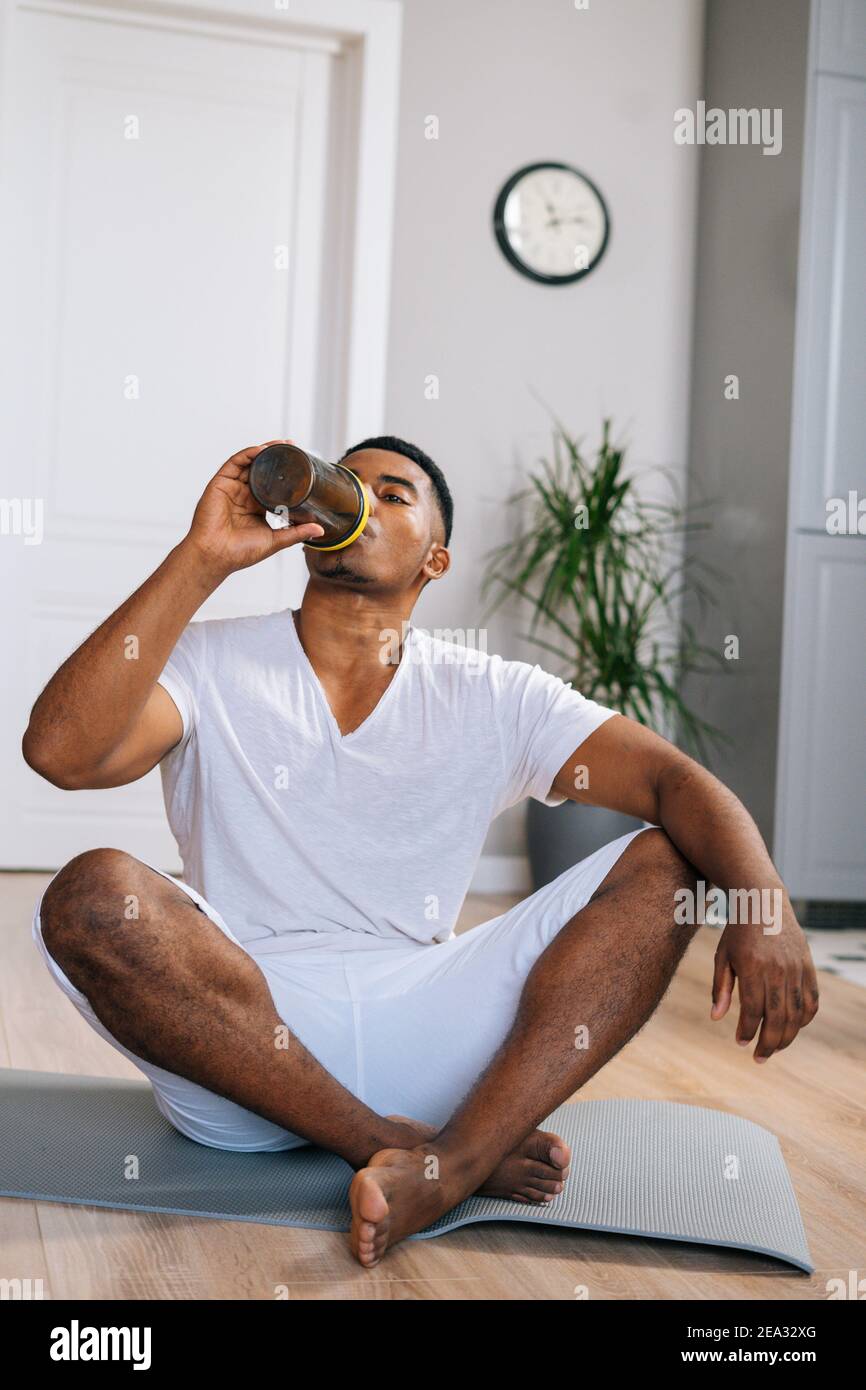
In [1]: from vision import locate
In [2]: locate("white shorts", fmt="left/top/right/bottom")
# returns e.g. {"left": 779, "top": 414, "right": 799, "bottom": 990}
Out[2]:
{"left": 32, "top": 828, "right": 648, "bottom": 1152}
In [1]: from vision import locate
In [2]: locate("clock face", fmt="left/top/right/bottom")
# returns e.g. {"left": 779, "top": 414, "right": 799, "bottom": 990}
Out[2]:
{"left": 493, "top": 162, "right": 610, "bottom": 284}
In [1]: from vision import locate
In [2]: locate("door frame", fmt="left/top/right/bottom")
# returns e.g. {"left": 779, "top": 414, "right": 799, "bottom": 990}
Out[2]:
{"left": 0, "top": 0, "right": 403, "bottom": 449}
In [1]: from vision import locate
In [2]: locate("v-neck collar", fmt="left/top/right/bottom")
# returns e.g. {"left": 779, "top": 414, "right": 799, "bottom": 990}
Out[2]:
{"left": 287, "top": 608, "right": 416, "bottom": 745}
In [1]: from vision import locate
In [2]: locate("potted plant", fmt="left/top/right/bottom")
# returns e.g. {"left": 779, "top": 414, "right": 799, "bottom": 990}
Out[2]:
{"left": 481, "top": 417, "right": 727, "bottom": 888}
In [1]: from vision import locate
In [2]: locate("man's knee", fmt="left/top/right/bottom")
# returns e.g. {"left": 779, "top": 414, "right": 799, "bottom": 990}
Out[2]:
{"left": 629, "top": 830, "right": 702, "bottom": 956}
{"left": 596, "top": 827, "right": 698, "bottom": 925}
{"left": 629, "top": 827, "right": 697, "bottom": 889}
{"left": 40, "top": 848, "right": 147, "bottom": 957}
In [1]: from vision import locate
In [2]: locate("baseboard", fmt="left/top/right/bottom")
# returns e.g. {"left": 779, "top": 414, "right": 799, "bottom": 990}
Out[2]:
{"left": 470, "top": 855, "right": 532, "bottom": 895}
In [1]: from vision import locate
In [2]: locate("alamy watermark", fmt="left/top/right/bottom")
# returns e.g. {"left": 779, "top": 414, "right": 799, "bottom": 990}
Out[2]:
{"left": 0, "top": 497, "right": 43, "bottom": 545}
{"left": 826, "top": 490, "right": 865, "bottom": 536}
{"left": 1, "top": 1277, "right": 45, "bottom": 1300}
{"left": 49, "top": 1321, "right": 151, "bottom": 1369}
{"left": 674, "top": 881, "right": 783, "bottom": 935}
{"left": 379, "top": 622, "right": 488, "bottom": 668}
{"left": 674, "top": 102, "right": 782, "bottom": 156}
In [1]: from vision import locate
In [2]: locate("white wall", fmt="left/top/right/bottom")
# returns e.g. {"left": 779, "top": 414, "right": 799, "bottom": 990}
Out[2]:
{"left": 380, "top": 0, "right": 705, "bottom": 858}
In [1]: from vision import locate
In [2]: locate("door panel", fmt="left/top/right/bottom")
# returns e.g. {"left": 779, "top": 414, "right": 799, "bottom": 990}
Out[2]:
{"left": 790, "top": 75, "right": 866, "bottom": 530}
{"left": 817, "top": 0, "right": 866, "bottom": 78}
{"left": 774, "top": 534, "right": 866, "bottom": 898}
{"left": 0, "top": 4, "right": 334, "bottom": 867}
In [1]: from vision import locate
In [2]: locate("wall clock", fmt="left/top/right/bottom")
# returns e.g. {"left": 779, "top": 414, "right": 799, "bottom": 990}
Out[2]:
{"left": 492, "top": 161, "right": 610, "bottom": 285}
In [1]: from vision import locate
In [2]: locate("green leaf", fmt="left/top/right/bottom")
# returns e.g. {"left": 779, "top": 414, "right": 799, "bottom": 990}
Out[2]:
{"left": 478, "top": 413, "right": 730, "bottom": 755}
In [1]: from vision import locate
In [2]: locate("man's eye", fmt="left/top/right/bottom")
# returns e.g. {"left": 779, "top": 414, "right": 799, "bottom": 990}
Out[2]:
{"left": 383, "top": 493, "right": 408, "bottom": 504}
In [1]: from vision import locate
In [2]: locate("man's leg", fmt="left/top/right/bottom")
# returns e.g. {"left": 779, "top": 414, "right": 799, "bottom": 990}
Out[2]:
{"left": 350, "top": 827, "right": 700, "bottom": 1264}
{"left": 38, "top": 848, "right": 423, "bottom": 1169}
{"left": 37, "top": 847, "right": 574, "bottom": 1193}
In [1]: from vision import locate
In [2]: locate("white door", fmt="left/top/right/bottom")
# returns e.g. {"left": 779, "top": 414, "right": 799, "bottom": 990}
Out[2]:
{"left": 774, "top": 2, "right": 866, "bottom": 901}
{"left": 774, "top": 535, "right": 866, "bottom": 899}
{"left": 788, "top": 74, "right": 866, "bottom": 530}
{"left": 0, "top": 1, "right": 355, "bottom": 868}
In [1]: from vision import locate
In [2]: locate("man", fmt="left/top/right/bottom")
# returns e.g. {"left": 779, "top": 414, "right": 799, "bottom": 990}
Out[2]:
{"left": 23, "top": 437, "right": 819, "bottom": 1268}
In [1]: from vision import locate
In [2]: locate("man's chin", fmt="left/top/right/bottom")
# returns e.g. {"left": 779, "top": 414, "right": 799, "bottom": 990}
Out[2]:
{"left": 308, "top": 552, "right": 373, "bottom": 584}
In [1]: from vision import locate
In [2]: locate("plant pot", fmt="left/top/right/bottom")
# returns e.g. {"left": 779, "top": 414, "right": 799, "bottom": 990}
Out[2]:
{"left": 526, "top": 797, "right": 646, "bottom": 890}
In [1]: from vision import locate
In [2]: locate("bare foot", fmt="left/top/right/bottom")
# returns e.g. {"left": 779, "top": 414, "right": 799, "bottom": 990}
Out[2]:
{"left": 387, "top": 1114, "right": 571, "bottom": 1204}
{"left": 349, "top": 1145, "right": 455, "bottom": 1268}
{"left": 352, "top": 1125, "right": 572, "bottom": 1267}
{"left": 477, "top": 1127, "right": 571, "bottom": 1203}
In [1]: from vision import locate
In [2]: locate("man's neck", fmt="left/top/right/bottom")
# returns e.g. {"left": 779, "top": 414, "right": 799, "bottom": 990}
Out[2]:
{"left": 294, "top": 586, "right": 415, "bottom": 683}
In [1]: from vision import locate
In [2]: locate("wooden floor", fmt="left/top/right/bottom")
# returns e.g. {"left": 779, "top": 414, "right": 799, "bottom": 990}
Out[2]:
{"left": 1, "top": 871, "right": 863, "bottom": 1301}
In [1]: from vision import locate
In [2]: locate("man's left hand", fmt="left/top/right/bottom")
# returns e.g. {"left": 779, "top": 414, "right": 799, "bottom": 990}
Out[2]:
{"left": 711, "top": 899, "right": 820, "bottom": 1060}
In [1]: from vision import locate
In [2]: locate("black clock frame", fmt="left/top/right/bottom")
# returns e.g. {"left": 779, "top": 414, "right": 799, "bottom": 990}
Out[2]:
{"left": 492, "top": 160, "right": 611, "bottom": 286}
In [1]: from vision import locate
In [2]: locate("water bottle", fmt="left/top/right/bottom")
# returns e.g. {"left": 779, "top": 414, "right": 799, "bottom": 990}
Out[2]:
{"left": 249, "top": 443, "right": 370, "bottom": 551}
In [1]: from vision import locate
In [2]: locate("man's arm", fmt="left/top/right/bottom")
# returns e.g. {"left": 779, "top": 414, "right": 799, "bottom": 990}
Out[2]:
{"left": 24, "top": 546, "right": 215, "bottom": 789}
{"left": 551, "top": 715, "right": 820, "bottom": 1060}
{"left": 21, "top": 443, "right": 437, "bottom": 1161}
{"left": 22, "top": 442, "right": 324, "bottom": 789}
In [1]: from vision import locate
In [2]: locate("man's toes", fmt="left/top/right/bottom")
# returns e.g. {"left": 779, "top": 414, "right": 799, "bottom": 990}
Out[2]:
{"left": 513, "top": 1187, "right": 559, "bottom": 1204}
{"left": 528, "top": 1176, "right": 564, "bottom": 1195}
{"left": 524, "top": 1158, "right": 568, "bottom": 1187}
{"left": 507, "top": 1158, "right": 565, "bottom": 1200}
{"left": 355, "top": 1170, "right": 389, "bottom": 1224}
{"left": 542, "top": 1133, "right": 571, "bottom": 1170}
{"left": 363, "top": 1232, "right": 389, "bottom": 1268}
{"left": 529, "top": 1129, "right": 571, "bottom": 1173}
{"left": 350, "top": 1169, "right": 391, "bottom": 1267}
{"left": 354, "top": 1225, "right": 385, "bottom": 1268}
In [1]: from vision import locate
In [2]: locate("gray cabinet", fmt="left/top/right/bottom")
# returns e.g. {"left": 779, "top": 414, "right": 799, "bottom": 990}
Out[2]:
{"left": 816, "top": 0, "right": 866, "bottom": 77}
{"left": 775, "top": 535, "right": 866, "bottom": 898}
{"left": 789, "top": 75, "right": 866, "bottom": 530}
{"left": 774, "top": 0, "right": 866, "bottom": 898}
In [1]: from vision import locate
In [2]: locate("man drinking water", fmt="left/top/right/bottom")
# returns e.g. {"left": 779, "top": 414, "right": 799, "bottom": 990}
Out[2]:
{"left": 23, "top": 436, "right": 819, "bottom": 1267}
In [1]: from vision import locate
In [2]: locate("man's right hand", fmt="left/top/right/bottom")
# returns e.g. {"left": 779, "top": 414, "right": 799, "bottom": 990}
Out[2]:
{"left": 23, "top": 440, "right": 324, "bottom": 790}
{"left": 184, "top": 441, "right": 324, "bottom": 578}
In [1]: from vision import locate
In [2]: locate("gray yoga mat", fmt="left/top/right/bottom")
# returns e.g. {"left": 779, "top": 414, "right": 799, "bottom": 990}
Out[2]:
{"left": 0, "top": 1069, "right": 812, "bottom": 1272}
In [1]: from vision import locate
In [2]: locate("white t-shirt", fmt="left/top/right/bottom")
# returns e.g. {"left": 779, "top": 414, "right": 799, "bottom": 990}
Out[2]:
{"left": 156, "top": 610, "right": 617, "bottom": 952}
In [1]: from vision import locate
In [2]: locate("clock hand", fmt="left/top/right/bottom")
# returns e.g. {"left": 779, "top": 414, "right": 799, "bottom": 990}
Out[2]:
{"left": 545, "top": 215, "right": 590, "bottom": 230}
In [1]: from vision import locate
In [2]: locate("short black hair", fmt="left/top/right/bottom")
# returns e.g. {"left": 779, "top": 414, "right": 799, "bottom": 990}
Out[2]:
{"left": 339, "top": 435, "right": 453, "bottom": 546}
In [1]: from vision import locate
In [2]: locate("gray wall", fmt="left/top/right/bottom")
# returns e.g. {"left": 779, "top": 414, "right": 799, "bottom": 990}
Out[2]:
{"left": 382, "top": 0, "right": 705, "bottom": 858}
{"left": 683, "top": 0, "right": 810, "bottom": 846}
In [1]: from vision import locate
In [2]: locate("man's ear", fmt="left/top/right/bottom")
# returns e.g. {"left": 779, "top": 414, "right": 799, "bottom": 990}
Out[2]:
{"left": 423, "top": 545, "right": 450, "bottom": 583}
